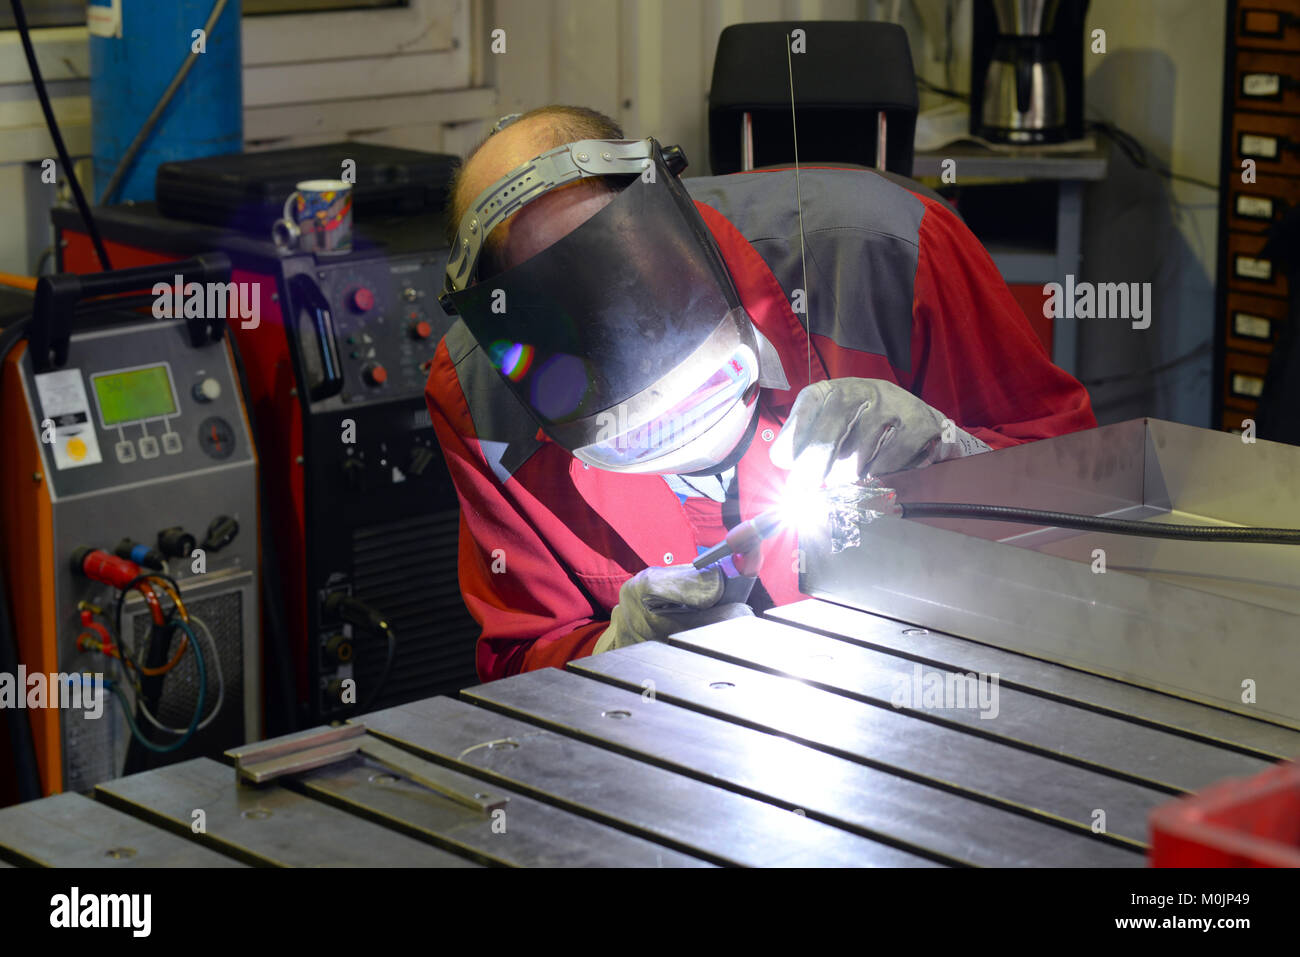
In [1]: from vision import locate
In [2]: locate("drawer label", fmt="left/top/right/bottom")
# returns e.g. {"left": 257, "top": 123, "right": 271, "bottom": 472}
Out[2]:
{"left": 1243, "top": 72, "right": 1282, "bottom": 97}
{"left": 1235, "top": 194, "right": 1275, "bottom": 219}
{"left": 1240, "top": 133, "right": 1280, "bottom": 158}
{"left": 1231, "top": 373, "right": 1265, "bottom": 398}
{"left": 1233, "top": 312, "right": 1272, "bottom": 340}
{"left": 1235, "top": 255, "right": 1273, "bottom": 280}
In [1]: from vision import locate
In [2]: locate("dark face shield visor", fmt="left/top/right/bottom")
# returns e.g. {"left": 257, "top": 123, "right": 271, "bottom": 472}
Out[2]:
{"left": 441, "top": 143, "right": 762, "bottom": 474}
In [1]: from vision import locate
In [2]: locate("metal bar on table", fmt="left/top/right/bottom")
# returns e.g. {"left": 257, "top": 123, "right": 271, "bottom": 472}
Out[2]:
{"left": 229, "top": 722, "right": 508, "bottom": 814}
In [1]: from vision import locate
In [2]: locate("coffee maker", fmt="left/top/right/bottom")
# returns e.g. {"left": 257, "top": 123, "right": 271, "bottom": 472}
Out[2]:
{"left": 970, "top": 0, "right": 1089, "bottom": 145}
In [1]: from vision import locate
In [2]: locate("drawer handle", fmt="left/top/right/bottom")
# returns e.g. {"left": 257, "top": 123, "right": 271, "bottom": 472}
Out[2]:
{"left": 1242, "top": 8, "right": 1297, "bottom": 39}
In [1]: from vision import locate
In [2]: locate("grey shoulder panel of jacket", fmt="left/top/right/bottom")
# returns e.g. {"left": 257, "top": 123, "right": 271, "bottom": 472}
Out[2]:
{"left": 684, "top": 168, "right": 921, "bottom": 374}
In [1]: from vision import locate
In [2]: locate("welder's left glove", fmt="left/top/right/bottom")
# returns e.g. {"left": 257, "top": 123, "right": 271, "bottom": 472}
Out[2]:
{"left": 769, "top": 378, "right": 990, "bottom": 483}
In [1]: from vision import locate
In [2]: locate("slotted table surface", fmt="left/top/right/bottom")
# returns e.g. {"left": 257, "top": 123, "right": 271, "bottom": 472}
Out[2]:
{"left": 2, "top": 599, "right": 1293, "bottom": 867}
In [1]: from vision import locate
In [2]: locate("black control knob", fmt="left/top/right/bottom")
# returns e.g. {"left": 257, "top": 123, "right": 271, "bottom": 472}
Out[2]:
{"left": 203, "top": 515, "right": 239, "bottom": 552}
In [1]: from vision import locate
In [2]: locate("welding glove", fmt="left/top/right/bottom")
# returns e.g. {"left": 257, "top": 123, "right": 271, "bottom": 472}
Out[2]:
{"left": 770, "top": 378, "right": 990, "bottom": 484}
{"left": 592, "top": 564, "right": 753, "bottom": 654}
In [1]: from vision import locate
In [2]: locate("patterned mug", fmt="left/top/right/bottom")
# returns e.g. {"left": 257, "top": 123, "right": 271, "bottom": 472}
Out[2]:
{"left": 272, "top": 179, "right": 353, "bottom": 254}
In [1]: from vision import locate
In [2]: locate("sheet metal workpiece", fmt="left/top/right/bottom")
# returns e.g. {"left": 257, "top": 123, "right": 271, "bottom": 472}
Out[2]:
{"left": 801, "top": 419, "right": 1300, "bottom": 727}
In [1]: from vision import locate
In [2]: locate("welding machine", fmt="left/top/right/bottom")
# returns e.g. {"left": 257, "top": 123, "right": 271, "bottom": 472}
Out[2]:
{"left": 0, "top": 256, "right": 260, "bottom": 797}
{"left": 54, "top": 148, "right": 479, "bottom": 727}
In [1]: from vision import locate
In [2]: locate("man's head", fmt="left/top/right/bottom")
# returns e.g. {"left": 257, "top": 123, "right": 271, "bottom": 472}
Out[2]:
{"left": 446, "top": 105, "right": 627, "bottom": 278}
{"left": 441, "top": 106, "right": 763, "bottom": 476}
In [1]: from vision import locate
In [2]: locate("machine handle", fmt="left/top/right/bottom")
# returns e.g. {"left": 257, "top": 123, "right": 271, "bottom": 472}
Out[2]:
{"left": 288, "top": 273, "right": 344, "bottom": 401}
{"left": 29, "top": 253, "right": 232, "bottom": 372}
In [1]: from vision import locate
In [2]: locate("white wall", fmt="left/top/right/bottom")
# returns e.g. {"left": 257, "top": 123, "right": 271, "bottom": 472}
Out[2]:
{"left": 487, "top": 0, "right": 878, "bottom": 172}
{"left": 1078, "top": 0, "right": 1224, "bottom": 427}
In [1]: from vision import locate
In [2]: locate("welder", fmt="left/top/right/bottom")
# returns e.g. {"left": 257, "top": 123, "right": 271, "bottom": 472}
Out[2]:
{"left": 428, "top": 104, "right": 1096, "bottom": 682}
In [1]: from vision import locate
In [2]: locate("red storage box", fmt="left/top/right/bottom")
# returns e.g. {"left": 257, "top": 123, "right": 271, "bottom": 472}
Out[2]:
{"left": 1150, "top": 760, "right": 1300, "bottom": 867}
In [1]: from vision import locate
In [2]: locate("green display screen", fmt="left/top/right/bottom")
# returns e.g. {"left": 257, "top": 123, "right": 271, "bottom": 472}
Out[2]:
{"left": 93, "top": 365, "right": 177, "bottom": 426}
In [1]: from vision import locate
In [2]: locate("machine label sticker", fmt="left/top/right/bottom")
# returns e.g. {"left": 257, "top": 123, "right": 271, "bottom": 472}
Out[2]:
{"left": 34, "top": 369, "right": 103, "bottom": 470}
{"left": 1242, "top": 73, "right": 1282, "bottom": 97}
{"left": 86, "top": 0, "right": 123, "bottom": 39}
{"left": 1235, "top": 194, "right": 1274, "bottom": 219}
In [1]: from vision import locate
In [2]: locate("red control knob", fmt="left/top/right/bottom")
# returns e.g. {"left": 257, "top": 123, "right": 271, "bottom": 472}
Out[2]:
{"left": 410, "top": 320, "right": 433, "bottom": 340}
{"left": 364, "top": 364, "right": 388, "bottom": 386}
{"left": 350, "top": 287, "right": 375, "bottom": 313}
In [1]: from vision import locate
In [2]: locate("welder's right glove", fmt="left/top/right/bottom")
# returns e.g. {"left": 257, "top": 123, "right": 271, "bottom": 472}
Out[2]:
{"left": 592, "top": 564, "right": 753, "bottom": 655}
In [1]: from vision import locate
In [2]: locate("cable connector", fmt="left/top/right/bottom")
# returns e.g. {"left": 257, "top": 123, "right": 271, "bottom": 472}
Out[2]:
{"left": 323, "top": 592, "right": 391, "bottom": 636}
{"left": 115, "top": 538, "right": 165, "bottom": 570}
{"left": 71, "top": 547, "right": 142, "bottom": 590}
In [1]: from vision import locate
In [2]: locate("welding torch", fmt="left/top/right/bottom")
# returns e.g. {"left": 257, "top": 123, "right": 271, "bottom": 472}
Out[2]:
{"left": 691, "top": 506, "right": 785, "bottom": 605}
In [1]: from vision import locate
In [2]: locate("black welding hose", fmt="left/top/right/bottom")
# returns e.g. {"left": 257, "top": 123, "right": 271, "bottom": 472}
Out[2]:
{"left": 900, "top": 502, "right": 1300, "bottom": 545}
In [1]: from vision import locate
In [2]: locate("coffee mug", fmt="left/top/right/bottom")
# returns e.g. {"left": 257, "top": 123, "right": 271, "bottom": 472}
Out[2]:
{"left": 272, "top": 179, "right": 353, "bottom": 254}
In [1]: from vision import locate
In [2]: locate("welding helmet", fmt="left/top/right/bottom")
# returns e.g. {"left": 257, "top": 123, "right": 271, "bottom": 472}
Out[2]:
{"left": 440, "top": 136, "right": 781, "bottom": 475}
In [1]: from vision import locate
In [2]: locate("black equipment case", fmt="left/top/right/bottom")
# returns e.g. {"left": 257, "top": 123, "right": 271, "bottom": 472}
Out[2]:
{"left": 156, "top": 142, "right": 459, "bottom": 234}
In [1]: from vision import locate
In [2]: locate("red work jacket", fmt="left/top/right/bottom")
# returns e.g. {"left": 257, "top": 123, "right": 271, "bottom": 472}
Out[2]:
{"left": 425, "top": 169, "right": 1097, "bottom": 682}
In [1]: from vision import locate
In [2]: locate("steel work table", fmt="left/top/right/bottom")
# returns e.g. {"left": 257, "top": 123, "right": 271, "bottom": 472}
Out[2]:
{"left": 1, "top": 596, "right": 1292, "bottom": 867}
{"left": 2, "top": 419, "right": 1297, "bottom": 867}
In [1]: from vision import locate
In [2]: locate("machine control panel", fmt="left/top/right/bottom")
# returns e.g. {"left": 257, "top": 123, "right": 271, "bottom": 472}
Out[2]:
{"left": 290, "top": 252, "right": 451, "bottom": 407}
{"left": 26, "top": 321, "right": 253, "bottom": 499}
